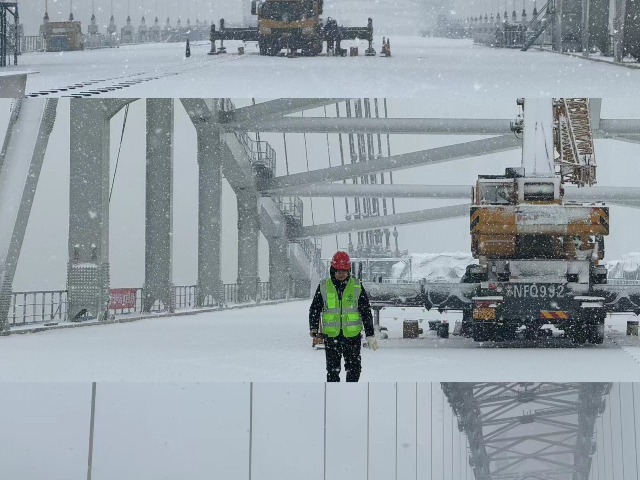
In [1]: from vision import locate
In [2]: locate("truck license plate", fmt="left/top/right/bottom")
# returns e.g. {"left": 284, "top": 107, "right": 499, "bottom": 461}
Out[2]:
{"left": 509, "top": 284, "right": 565, "bottom": 299}
{"left": 473, "top": 308, "right": 496, "bottom": 320}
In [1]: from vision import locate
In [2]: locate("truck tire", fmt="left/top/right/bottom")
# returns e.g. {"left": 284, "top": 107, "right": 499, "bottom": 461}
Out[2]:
{"left": 461, "top": 310, "right": 473, "bottom": 338}
{"left": 259, "top": 40, "right": 267, "bottom": 55}
{"left": 473, "top": 324, "right": 489, "bottom": 342}
{"left": 437, "top": 323, "right": 450, "bottom": 338}
{"left": 588, "top": 324, "right": 604, "bottom": 344}
{"left": 570, "top": 324, "right": 588, "bottom": 344}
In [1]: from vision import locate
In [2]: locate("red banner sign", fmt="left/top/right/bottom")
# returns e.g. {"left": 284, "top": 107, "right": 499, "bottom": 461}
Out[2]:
{"left": 109, "top": 288, "right": 138, "bottom": 310}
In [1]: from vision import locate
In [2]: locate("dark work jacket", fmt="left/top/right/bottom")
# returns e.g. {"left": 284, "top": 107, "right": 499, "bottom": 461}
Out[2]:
{"left": 309, "top": 274, "right": 375, "bottom": 339}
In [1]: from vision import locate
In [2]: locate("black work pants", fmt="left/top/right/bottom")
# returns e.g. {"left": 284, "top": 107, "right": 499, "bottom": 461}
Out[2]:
{"left": 325, "top": 334, "right": 362, "bottom": 382}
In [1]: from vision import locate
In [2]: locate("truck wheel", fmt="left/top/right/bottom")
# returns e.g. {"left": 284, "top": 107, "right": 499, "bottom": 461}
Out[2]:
{"left": 461, "top": 310, "right": 473, "bottom": 337}
{"left": 571, "top": 325, "right": 588, "bottom": 344}
{"left": 473, "top": 324, "right": 488, "bottom": 342}
{"left": 588, "top": 324, "right": 604, "bottom": 344}
{"left": 437, "top": 323, "right": 450, "bottom": 339}
{"left": 259, "top": 41, "right": 267, "bottom": 55}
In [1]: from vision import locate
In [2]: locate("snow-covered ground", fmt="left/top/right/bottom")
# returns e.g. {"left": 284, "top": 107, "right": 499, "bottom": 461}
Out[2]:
{"left": 15, "top": 36, "right": 640, "bottom": 98}
{"left": 2, "top": 301, "right": 640, "bottom": 382}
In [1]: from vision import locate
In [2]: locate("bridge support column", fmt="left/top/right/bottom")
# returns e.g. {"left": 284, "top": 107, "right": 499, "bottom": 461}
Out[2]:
{"left": 237, "top": 191, "right": 260, "bottom": 302}
{"left": 268, "top": 238, "right": 290, "bottom": 300}
{"left": 67, "top": 99, "right": 130, "bottom": 321}
{"left": 582, "top": 0, "right": 590, "bottom": 55}
{"left": 612, "top": 0, "right": 627, "bottom": 62}
{"left": 553, "top": 0, "right": 564, "bottom": 51}
{"left": 196, "top": 105, "right": 223, "bottom": 307}
{"left": 144, "top": 99, "right": 174, "bottom": 312}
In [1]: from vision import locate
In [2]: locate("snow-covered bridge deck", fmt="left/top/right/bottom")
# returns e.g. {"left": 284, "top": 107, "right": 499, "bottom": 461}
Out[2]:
{"left": 19, "top": 37, "right": 640, "bottom": 98}
{"left": 1, "top": 300, "right": 639, "bottom": 382}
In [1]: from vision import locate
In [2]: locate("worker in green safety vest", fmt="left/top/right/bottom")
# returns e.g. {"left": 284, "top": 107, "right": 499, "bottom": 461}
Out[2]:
{"left": 309, "top": 251, "right": 378, "bottom": 382}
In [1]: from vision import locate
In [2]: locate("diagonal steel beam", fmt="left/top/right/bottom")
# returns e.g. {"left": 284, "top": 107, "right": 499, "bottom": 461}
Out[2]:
{"left": 295, "top": 204, "right": 470, "bottom": 239}
{"left": 0, "top": 99, "right": 58, "bottom": 334}
{"left": 264, "top": 135, "right": 522, "bottom": 190}
{"left": 220, "top": 98, "right": 347, "bottom": 124}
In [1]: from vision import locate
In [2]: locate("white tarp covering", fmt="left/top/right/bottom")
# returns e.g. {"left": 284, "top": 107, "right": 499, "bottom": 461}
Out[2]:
{"left": 392, "top": 252, "right": 475, "bottom": 281}
{"left": 606, "top": 253, "right": 640, "bottom": 280}
{"left": 521, "top": 98, "right": 555, "bottom": 178}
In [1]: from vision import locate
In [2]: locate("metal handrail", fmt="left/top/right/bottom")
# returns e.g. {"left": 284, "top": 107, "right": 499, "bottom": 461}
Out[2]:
{"left": 7, "top": 281, "right": 285, "bottom": 327}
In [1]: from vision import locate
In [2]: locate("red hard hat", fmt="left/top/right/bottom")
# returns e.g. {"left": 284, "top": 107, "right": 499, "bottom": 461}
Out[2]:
{"left": 331, "top": 251, "right": 351, "bottom": 270}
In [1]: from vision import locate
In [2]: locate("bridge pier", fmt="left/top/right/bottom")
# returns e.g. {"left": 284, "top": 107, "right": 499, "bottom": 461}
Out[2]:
{"left": 195, "top": 101, "right": 223, "bottom": 307}
{"left": 237, "top": 191, "right": 260, "bottom": 302}
{"left": 268, "top": 237, "right": 290, "bottom": 299}
{"left": 67, "top": 99, "right": 131, "bottom": 321}
{"left": 144, "top": 99, "right": 174, "bottom": 313}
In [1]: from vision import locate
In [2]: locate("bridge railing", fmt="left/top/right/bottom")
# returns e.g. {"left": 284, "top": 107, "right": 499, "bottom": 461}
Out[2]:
{"left": 22, "top": 35, "right": 44, "bottom": 52}
{"left": 9, "top": 290, "right": 67, "bottom": 326}
{"left": 8, "top": 281, "right": 281, "bottom": 327}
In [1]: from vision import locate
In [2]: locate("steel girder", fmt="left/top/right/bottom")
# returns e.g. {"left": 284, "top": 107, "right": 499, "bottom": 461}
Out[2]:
{"left": 264, "top": 183, "right": 640, "bottom": 203}
{"left": 441, "top": 383, "right": 611, "bottom": 480}
{"left": 295, "top": 204, "right": 470, "bottom": 239}
{"left": 221, "top": 116, "right": 640, "bottom": 138}
{"left": 263, "top": 135, "right": 522, "bottom": 191}
{"left": 220, "top": 99, "right": 347, "bottom": 125}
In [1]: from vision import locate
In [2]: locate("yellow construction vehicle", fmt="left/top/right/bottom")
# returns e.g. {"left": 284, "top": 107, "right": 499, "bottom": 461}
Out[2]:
{"left": 210, "top": 0, "right": 375, "bottom": 57}
{"left": 462, "top": 98, "right": 609, "bottom": 343}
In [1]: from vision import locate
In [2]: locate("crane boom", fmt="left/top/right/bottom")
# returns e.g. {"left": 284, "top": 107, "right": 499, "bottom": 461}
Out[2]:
{"left": 553, "top": 98, "right": 596, "bottom": 187}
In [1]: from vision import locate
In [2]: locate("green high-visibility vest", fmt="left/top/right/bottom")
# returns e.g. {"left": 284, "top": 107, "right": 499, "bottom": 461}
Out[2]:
{"left": 320, "top": 277, "right": 362, "bottom": 338}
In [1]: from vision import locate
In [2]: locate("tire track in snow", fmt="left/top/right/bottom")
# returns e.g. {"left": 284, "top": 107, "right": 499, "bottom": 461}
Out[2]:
{"left": 25, "top": 52, "right": 248, "bottom": 98}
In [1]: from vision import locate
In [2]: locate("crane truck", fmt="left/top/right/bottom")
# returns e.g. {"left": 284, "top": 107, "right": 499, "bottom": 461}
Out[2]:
{"left": 361, "top": 98, "right": 640, "bottom": 345}
{"left": 462, "top": 98, "right": 608, "bottom": 343}
{"left": 210, "top": 0, "right": 375, "bottom": 56}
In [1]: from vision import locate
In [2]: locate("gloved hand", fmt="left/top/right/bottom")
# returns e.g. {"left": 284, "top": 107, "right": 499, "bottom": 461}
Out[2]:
{"left": 310, "top": 329, "right": 318, "bottom": 337}
{"left": 366, "top": 336, "right": 379, "bottom": 351}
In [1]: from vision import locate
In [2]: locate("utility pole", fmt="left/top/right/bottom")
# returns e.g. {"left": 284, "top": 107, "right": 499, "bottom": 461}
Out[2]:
{"left": 86, "top": 382, "right": 97, "bottom": 480}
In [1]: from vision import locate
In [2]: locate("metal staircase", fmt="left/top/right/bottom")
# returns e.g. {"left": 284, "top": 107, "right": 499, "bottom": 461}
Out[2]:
{"left": 220, "top": 99, "right": 322, "bottom": 294}
{"left": 521, "top": 0, "right": 554, "bottom": 51}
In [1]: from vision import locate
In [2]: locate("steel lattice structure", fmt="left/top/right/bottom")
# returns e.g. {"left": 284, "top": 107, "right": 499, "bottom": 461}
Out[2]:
{"left": 442, "top": 382, "right": 612, "bottom": 480}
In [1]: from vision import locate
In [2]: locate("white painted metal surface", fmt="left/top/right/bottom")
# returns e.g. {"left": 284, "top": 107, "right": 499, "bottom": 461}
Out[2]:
{"left": 522, "top": 98, "right": 555, "bottom": 177}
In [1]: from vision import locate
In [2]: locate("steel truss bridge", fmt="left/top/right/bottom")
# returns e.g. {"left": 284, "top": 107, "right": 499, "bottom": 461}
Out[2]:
{"left": 1, "top": 98, "right": 639, "bottom": 333}
{"left": 442, "top": 382, "right": 612, "bottom": 480}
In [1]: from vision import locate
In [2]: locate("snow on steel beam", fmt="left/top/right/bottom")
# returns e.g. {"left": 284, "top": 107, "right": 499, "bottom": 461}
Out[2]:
{"left": 220, "top": 98, "right": 347, "bottom": 124}
{"left": 264, "top": 135, "right": 522, "bottom": 190}
{"left": 294, "top": 204, "right": 470, "bottom": 239}
{"left": 225, "top": 117, "right": 514, "bottom": 135}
